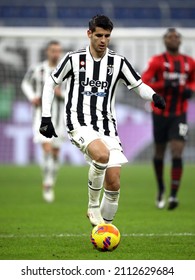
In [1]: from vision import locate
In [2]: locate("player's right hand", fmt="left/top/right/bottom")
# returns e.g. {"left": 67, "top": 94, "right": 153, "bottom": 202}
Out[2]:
{"left": 152, "top": 93, "right": 166, "bottom": 109}
{"left": 182, "top": 88, "right": 193, "bottom": 99}
{"left": 39, "top": 117, "right": 58, "bottom": 138}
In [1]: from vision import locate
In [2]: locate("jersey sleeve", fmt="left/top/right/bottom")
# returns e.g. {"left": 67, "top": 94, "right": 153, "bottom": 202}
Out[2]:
{"left": 134, "top": 82, "right": 155, "bottom": 101}
{"left": 42, "top": 76, "right": 56, "bottom": 117}
{"left": 120, "top": 57, "right": 142, "bottom": 90}
{"left": 21, "top": 66, "right": 36, "bottom": 101}
{"left": 51, "top": 53, "right": 72, "bottom": 84}
{"left": 186, "top": 57, "right": 195, "bottom": 91}
{"left": 142, "top": 56, "right": 164, "bottom": 91}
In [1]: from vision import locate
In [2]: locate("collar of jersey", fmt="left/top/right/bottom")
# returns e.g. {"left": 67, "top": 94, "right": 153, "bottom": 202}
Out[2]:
{"left": 87, "top": 45, "right": 108, "bottom": 62}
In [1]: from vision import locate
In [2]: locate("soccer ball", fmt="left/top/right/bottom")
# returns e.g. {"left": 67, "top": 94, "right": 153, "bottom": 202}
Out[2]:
{"left": 90, "top": 223, "right": 120, "bottom": 251}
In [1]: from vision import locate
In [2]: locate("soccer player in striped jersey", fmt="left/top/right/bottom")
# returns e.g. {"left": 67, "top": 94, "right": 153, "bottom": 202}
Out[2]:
{"left": 142, "top": 28, "right": 195, "bottom": 210}
{"left": 21, "top": 41, "right": 65, "bottom": 203}
{"left": 40, "top": 15, "right": 165, "bottom": 226}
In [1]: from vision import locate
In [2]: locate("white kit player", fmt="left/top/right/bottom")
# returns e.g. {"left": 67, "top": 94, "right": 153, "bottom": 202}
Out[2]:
{"left": 22, "top": 41, "right": 65, "bottom": 202}
{"left": 40, "top": 16, "right": 165, "bottom": 225}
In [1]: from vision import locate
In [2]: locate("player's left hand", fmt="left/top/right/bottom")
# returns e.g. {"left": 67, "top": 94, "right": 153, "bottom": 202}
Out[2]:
{"left": 39, "top": 117, "right": 58, "bottom": 138}
{"left": 31, "top": 97, "right": 41, "bottom": 107}
{"left": 152, "top": 93, "right": 166, "bottom": 109}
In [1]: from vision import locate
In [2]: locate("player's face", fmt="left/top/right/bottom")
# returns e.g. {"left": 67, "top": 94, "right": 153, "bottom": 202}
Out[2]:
{"left": 47, "top": 44, "right": 62, "bottom": 66}
{"left": 88, "top": 27, "right": 111, "bottom": 58}
{"left": 164, "top": 31, "right": 181, "bottom": 53}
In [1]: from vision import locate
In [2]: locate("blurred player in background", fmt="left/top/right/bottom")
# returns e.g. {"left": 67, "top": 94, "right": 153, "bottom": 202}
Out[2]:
{"left": 21, "top": 41, "right": 65, "bottom": 203}
{"left": 142, "top": 28, "right": 195, "bottom": 210}
{"left": 39, "top": 15, "right": 165, "bottom": 226}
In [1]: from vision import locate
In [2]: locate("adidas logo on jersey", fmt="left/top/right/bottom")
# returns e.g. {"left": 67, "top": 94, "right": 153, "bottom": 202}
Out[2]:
{"left": 79, "top": 67, "right": 86, "bottom": 72}
{"left": 81, "top": 78, "right": 108, "bottom": 89}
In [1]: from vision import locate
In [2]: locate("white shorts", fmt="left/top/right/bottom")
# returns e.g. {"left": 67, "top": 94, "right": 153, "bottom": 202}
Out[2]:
{"left": 32, "top": 107, "right": 66, "bottom": 148}
{"left": 33, "top": 123, "right": 65, "bottom": 148}
{"left": 68, "top": 126, "right": 128, "bottom": 167}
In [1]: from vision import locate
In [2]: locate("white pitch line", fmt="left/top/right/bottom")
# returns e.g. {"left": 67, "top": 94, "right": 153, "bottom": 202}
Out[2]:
{"left": 0, "top": 232, "right": 194, "bottom": 238}
{"left": 122, "top": 233, "right": 195, "bottom": 237}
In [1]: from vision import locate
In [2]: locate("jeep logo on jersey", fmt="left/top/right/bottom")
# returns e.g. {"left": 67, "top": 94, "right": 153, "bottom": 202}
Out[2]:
{"left": 81, "top": 78, "right": 108, "bottom": 89}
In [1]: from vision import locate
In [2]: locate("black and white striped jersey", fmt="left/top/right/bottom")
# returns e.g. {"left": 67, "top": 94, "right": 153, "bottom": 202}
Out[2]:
{"left": 21, "top": 60, "right": 64, "bottom": 129}
{"left": 51, "top": 46, "right": 142, "bottom": 137}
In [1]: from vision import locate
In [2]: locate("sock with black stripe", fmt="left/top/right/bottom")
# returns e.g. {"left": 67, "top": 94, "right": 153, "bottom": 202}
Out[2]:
{"left": 153, "top": 158, "right": 165, "bottom": 194}
{"left": 100, "top": 189, "right": 120, "bottom": 223}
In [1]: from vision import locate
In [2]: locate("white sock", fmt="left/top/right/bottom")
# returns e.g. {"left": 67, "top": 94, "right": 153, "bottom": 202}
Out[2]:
{"left": 42, "top": 153, "right": 57, "bottom": 187}
{"left": 88, "top": 160, "right": 107, "bottom": 207}
{"left": 52, "top": 157, "right": 60, "bottom": 183}
{"left": 100, "top": 189, "right": 120, "bottom": 223}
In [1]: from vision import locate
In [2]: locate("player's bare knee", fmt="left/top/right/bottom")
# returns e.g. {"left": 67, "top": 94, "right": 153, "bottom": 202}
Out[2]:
{"left": 42, "top": 143, "right": 52, "bottom": 154}
{"left": 170, "top": 140, "right": 184, "bottom": 158}
{"left": 87, "top": 140, "right": 110, "bottom": 163}
{"left": 95, "top": 150, "right": 110, "bottom": 164}
{"left": 171, "top": 147, "right": 183, "bottom": 158}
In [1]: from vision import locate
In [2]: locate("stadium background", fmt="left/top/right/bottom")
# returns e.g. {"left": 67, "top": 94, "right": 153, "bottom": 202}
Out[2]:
{"left": 0, "top": 0, "right": 195, "bottom": 165}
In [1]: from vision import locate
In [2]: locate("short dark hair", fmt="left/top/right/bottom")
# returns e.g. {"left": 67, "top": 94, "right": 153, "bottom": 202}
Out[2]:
{"left": 163, "top": 28, "right": 181, "bottom": 38}
{"left": 89, "top": 15, "right": 113, "bottom": 32}
{"left": 46, "top": 40, "right": 60, "bottom": 49}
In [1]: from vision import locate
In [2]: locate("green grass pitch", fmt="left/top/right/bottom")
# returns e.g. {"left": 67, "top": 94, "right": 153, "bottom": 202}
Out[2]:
{"left": 0, "top": 164, "right": 194, "bottom": 260}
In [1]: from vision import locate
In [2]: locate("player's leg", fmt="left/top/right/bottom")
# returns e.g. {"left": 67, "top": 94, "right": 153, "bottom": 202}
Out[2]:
{"left": 50, "top": 117, "right": 65, "bottom": 190}
{"left": 153, "top": 142, "right": 167, "bottom": 208}
{"left": 51, "top": 146, "right": 60, "bottom": 183}
{"left": 41, "top": 142, "right": 55, "bottom": 202}
{"left": 87, "top": 139, "right": 110, "bottom": 225}
{"left": 168, "top": 114, "right": 188, "bottom": 210}
{"left": 68, "top": 127, "right": 109, "bottom": 225}
{"left": 100, "top": 135, "right": 127, "bottom": 223}
{"left": 168, "top": 139, "right": 185, "bottom": 210}
{"left": 33, "top": 113, "right": 55, "bottom": 202}
{"left": 152, "top": 113, "right": 168, "bottom": 208}
{"left": 100, "top": 166, "right": 121, "bottom": 224}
